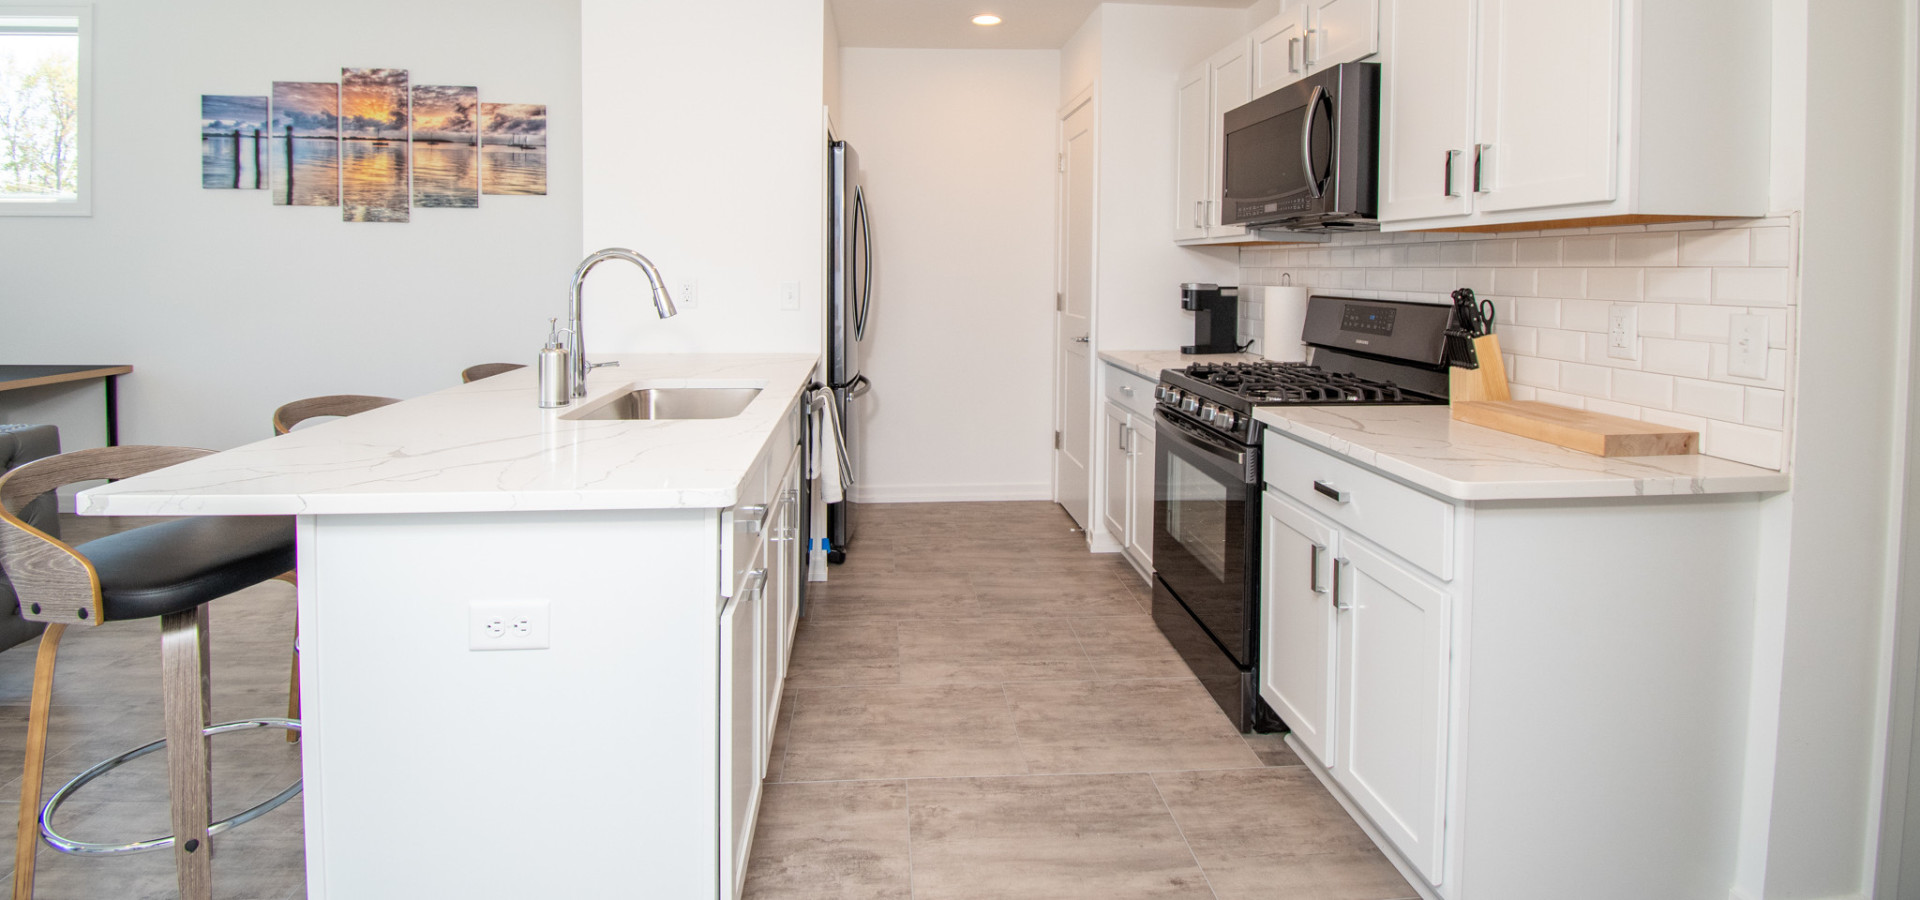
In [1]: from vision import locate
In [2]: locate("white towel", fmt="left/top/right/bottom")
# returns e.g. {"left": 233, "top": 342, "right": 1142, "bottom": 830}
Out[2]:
{"left": 815, "top": 392, "right": 846, "bottom": 505}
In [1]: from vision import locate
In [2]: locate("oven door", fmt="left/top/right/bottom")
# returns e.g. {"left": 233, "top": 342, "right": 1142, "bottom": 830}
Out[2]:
{"left": 1153, "top": 410, "right": 1261, "bottom": 667}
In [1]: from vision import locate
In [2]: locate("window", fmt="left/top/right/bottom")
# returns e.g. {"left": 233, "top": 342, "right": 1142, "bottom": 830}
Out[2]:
{"left": 0, "top": 8, "right": 87, "bottom": 215}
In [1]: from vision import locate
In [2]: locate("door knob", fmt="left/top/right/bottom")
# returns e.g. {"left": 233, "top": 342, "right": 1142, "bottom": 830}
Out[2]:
{"left": 1074, "top": 336, "right": 1091, "bottom": 343}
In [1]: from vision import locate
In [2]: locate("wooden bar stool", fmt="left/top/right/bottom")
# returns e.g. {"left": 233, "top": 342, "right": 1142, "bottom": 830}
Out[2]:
{"left": 461, "top": 363, "right": 525, "bottom": 383}
{"left": 0, "top": 446, "right": 300, "bottom": 900}
{"left": 270, "top": 394, "right": 399, "bottom": 741}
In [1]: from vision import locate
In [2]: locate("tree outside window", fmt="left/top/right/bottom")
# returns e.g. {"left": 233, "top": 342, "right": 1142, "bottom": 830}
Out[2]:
{"left": 1, "top": 9, "right": 87, "bottom": 215}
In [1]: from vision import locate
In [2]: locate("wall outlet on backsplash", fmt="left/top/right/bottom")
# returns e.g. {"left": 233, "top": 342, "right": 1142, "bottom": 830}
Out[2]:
{"left": 1235, "top": 217, "right": 1799, "bottom": 471}
{"left": 1607, "top": 305, "right": 1638, "bottom": 361}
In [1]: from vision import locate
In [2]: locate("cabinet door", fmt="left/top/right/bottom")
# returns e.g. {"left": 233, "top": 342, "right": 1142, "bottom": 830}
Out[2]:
{"left": 1379, "top": 0, "right": 1475, "bottom": 223}
{"left": 1334, "top": 538, "right": 1450, "bottom": 884}
{"left": 1101, "top": 402, "right": 1132, "bottom": 545}
{"left": 1206, "top": 38, "right": 1253, "bottom": 238}
{"left": 779, "top": 464, "right": 803, "bottom": 655}
{"left": 1305, "top": 0, "right": 1378, "bottom": 70}
{"left": 1251, "top": 10, "right": 1307, "bottom": 98}
{"left": 717, "top": 573, "right": 762, "bottom": 899}
{"left": 1260, "top": 491, "right": 1338, "bottom": 766}
{"left": 1474, "top": 0, "right": 1620, "bottom": 213}
{"left": 1174, "top": 62, "right": 1212, "bottom": 241}
{"left": 1127, "top": 427, "right": 1155, "bottom": 566}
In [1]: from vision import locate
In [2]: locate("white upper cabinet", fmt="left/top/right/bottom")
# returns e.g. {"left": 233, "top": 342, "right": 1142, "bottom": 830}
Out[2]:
{"left": 1379, "top": 0, "right": 1768, "bottom": 230}
{"left": 1253, "top": 0, "right": 1380, "bottom": 99}
{"left": 1205, "top": 38, "right": 1253, "bottom": 239}
{"left": 1174, "top": 63, "right": 1212, "bottom": 241}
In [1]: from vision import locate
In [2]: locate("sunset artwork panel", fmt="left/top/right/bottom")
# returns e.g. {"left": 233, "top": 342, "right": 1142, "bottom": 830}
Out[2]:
{"left": 340, "top": 67, "right": 409, "bottom": 223}
{"left": 480, "top": 103, "right": 547, "bottom": 197}
{"left": 412, "top": 84, "right": 479, "bottom": 209}
{"left": 201, "top": 95, "right": 268, "bottom": 190}
{"left": 270, "top": 81, "right": 340, "bottom": 207}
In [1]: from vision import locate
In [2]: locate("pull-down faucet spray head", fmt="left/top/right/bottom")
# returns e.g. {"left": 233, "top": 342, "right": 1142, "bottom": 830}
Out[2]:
{"left": 566, "top": 247, "right": 678, "bottom": 398}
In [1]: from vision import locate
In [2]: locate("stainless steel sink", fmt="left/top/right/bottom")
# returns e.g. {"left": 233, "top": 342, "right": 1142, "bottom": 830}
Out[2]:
{"left": 565, "top": 387, "right": 762, "bottom": 421}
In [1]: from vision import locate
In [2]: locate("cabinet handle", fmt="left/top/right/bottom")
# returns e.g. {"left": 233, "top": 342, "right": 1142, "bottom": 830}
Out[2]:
{"left": 1205, "top": 199, "right": 1214, "bottom": 227}
{"left": 743, "top": 568, "right": 767, "bottom": 599}
{"left": 1332, "top": 557, "right": 1351, "bottom": 610}
{"left": 1193, "top": 200, "right": 1202, "bottom": 229}
{"left": 1309, "top": 544, "right": 1327, "bottom": 594}
{"left": 1444, "top": 149, "right": 1461, "bottom": 197}
{"left": 1313, "top": 480, "right": 1348, "bottom": 503}
{"left": 1288, "top": 36, "right": 1300, "bottom": 74}
{"left": 1118, "top": 420, "right": 1130, "bottom": 453}
{"left": 1473, "top": 143, "right": 1493, "bottom": 194}
{"left": 740, "top": 504, "right": 770, "bottom": 534}
{"left": 1120, "top": 385, "right": 1134, "bottom": 396}
{"left": 1304, "top": 27, "right": 1318, "bottom": 66}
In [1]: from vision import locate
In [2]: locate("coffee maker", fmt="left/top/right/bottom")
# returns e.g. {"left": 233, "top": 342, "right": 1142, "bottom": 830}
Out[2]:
{"left": 1180, "top": 283, "right": 1241, "bottom": 354}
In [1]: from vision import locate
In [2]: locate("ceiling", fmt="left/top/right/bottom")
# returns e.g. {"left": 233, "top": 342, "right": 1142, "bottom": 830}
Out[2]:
{"left": 830, "top": 0, "right": 1258, "bottom": 50}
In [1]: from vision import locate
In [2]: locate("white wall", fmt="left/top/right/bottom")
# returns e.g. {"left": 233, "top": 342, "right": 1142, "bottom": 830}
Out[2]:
{"left": 580, "top": 0, "right": 825, "bottom": 357}
{"left": 0, "top": 0, "right": 583, "bottom": 452}
{"left": 837, "top": 48, "right": 1060, "bottom": 502}
{"left": 1087, "top": 5, "right": 1243, "bottom": 352}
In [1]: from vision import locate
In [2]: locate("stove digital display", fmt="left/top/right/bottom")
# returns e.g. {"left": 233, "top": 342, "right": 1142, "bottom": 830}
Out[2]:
{"left": 1340, "top": 305, "right": 1396, "bottom": 335}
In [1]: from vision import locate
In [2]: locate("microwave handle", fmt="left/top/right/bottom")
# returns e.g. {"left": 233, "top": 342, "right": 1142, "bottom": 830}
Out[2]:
{"left": 1300, "top": 84, "right": 1327, "bottom": 200}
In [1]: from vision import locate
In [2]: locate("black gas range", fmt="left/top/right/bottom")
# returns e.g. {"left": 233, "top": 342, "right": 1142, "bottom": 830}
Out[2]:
{"left": 1149, "top": 296, "right": 1453, "bottom": 733}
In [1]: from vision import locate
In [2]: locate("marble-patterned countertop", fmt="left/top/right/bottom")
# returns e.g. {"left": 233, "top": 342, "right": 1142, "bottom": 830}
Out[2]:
{"left": 1253, "top": 406, "right": 1791, "bottom": 501}
{"left": 80, "top": 354, "right": 820, "bottom": 516}
{"left": 1099, "top": 349, "right": 1266, "bottom": 381}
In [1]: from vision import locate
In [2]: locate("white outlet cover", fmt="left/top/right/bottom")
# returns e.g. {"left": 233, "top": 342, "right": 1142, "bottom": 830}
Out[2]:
{"left": 1729, "top": 314, "right": 1768, "bottom": 378}
{"left": 469, "top": 600, "right": 551, "bottom": 651}
{"left": 676, "top": 280, "right": 699, "bottom": 308}
{"left": 1607, "top": 305, "right": 1638, "bottom": 360}
{"left": 779, "top": 281, "right": 801, "bottom": 311}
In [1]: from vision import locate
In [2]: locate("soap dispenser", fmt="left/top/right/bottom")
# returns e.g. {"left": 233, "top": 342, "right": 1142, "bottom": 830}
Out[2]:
{"left": 538, "top": 318, "right": 572, "bottom": 409}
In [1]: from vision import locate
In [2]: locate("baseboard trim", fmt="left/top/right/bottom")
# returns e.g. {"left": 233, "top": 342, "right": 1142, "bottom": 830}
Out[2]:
{"left": 851, "top": 482, "right": 1052, "bottom": 504}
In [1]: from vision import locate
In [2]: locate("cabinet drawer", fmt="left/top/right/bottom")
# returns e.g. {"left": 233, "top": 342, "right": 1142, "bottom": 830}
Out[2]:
{"left": 1263, "top": 431, "right": 1453, "bottom": 579}
{"left": 1105, "top": 365, "right": 1158, "bottom": 418}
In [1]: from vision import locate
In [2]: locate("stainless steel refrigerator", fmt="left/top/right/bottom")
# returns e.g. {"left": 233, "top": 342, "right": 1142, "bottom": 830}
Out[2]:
{"left": 826, "top": 137, "right": 871, "bottom": 563}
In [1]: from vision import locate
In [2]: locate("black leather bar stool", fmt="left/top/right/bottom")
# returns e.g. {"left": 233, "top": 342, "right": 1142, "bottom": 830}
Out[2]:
{"left": 0, "top": 446, "right": 300, "bottom": 900}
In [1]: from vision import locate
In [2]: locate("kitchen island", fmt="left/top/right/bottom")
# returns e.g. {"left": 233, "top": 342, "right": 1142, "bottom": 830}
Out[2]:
{"left": 1250, "top": 405, "right": 1787, "bottom": 900}
{"left": 80, "top": 354, "right": 819, "bottom": 900}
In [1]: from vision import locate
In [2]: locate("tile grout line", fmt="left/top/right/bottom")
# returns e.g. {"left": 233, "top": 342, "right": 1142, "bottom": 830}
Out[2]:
{"left": 1148, "top": 771, "right": 1224, "bottom": 900}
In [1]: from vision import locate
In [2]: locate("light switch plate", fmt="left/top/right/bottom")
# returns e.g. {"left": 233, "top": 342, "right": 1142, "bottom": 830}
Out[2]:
{"left": 779, "top": 282, "right": 801, "bottom": 311}
{"left": 1729, "top": 314, "right": 1768, "bottom": 378}
{"left": 1607, "top": 305, "right": 1638, "bottom": 360}
{"left": 469, "top": 600, "right": 551, "bottom": 651}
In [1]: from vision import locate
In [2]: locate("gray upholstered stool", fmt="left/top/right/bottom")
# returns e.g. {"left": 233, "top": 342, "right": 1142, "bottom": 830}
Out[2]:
{"left": 0, "top": 446, "right": 299, "bottom": 900}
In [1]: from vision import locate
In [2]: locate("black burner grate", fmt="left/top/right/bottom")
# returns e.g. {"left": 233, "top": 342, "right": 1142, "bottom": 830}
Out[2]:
{"left": 1182, "top": 362, "right": 1419, "bottom": 404}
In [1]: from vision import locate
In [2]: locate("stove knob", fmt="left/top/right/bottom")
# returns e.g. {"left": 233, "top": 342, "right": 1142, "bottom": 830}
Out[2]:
{"left": 1217, "top": 410, "right": 1238, "bottom": 430}
{"left": 1182, "top": 396, "right": 1201, "bottom": 414}
{"left": 1154, "top": 385, "right": 1167, "bottom": 402}
{"left": 1200, "top": 403, "right": 1219, "bottom": 423}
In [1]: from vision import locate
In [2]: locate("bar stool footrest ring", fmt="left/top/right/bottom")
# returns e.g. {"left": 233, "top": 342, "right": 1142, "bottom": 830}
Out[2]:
{"left": 40, "top": 717, "right": 303, "bottom": 856}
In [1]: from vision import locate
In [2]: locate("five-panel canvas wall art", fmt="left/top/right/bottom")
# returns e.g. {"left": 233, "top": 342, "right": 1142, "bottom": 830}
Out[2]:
{"left": 200, "top": 68, "right": 545, "bottom": 223}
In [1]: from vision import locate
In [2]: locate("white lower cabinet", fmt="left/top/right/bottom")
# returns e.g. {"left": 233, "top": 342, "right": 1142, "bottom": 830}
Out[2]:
{"left": 1127, "top": 425, "right": 1156, "bottom": 564}
{"left": 1102, "top": 401, "right": 1132, "bottom": 543}
{"left": 1100, "top": 364, "right": 1159, "bottom": 572}
{"left": 717, "top": 542, "right": 764, "bottom": 900}
{"left": 1259, "top": 491, "right": 1338, "bottom": 766}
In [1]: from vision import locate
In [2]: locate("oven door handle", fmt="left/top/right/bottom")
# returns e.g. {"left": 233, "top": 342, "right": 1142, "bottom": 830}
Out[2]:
{"left": 1155, "top": 410, "right": 1249, "bottom": 470}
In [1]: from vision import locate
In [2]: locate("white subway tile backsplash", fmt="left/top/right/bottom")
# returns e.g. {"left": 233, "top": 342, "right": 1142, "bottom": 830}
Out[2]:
{"left": 1674, "top": 378, "right": 1745, "bottom": 421}
{"left": 1642, "top": 337, "right": 1712, "bottom": 379}
{"left": 1535, "top": 268, "right": 1586, "bottom": 299}
{"left": 1587, "top": 267, "right": 1644, "bottom": 301}
{"left": 1562, "top": 236, "right": 1616, "bottom": 266}
{"left": 1516, "top": 238, "right": 1561, "bottom": 267}
{"left": 1646, "top": 267, "right": 1713, "bottom": 303}
{"left": 1712, "top": 267, "right": 1791, "bottom": 307}
{"left": 1616, "top": 233, "right": 1679, "bottom": 266}
{"left": 1611, "top": 369, "right": 1675, "bottom": 409}
{"left": 1679, "top": 229, "right": 1750, "bottom": 266}
{"left": 1236, "top": 221, "right": 1795, "bottom": 469}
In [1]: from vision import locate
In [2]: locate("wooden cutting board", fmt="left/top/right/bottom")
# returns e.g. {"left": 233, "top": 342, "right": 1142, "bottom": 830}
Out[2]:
{"left": 1451, "top": 400, "right": 1699, "bottom": 457}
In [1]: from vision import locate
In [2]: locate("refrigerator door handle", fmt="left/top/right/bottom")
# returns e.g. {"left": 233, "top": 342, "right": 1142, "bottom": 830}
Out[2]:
{"left": 854, "top": 185, "right": 872, "bottom": 341}
{"left": 847, "top": 374, "right": 872, "bottom": 399}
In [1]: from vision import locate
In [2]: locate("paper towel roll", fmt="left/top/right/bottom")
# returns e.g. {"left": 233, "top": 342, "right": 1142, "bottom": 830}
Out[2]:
{"left": 1261, "top": 285, "right": 1311, "bottom": 361}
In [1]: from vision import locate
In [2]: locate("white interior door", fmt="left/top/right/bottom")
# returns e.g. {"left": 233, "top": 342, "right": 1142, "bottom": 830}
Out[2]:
{"left": 1055, "top": 94, "right": 1095, "bottom": 529}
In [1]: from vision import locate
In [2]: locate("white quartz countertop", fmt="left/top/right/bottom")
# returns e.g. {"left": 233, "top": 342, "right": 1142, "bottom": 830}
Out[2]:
{"left": 1099, "top": 350, "right": 1265, "bottom": 381}
{"left": 1253, "top": 406, "right": 1791, "bottom": 501}
{"left": 80, "top": 354, "right": 820, "bottom": 516}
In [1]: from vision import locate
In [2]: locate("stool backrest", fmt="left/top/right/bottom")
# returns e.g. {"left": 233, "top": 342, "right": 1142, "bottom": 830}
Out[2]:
{"left": 0, "top": 446, "right": 214, "bottom": 626}
{"left": 273, "top": 395, "right": 400, "bottom": 436}
{"left": 462, "top": 363, "right": 525, "bottom": 383}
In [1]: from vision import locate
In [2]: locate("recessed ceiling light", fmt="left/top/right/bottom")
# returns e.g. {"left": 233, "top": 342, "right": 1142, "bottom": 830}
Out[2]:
{"left": 972, "top": 14, "right": 1002, "bottom": 26}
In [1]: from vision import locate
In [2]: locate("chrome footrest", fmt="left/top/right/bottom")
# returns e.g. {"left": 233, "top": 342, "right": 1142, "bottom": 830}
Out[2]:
{"left": 40, "top": 717, "right": 303, "bottom": 856}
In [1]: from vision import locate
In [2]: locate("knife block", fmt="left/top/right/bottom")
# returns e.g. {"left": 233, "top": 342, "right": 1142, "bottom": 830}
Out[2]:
{"left": 1449, "top": 335, "right": 1510, "bottom": 403}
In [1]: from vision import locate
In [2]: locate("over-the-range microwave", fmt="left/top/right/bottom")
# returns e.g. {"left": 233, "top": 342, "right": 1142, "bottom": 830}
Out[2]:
{"left": 1221, "top": 61, "right": 1380, "bottom": 232}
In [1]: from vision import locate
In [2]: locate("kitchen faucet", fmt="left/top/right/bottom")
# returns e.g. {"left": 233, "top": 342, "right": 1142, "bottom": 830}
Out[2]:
{"left": 567, "top": 248, "right": 678, "bottom": 398}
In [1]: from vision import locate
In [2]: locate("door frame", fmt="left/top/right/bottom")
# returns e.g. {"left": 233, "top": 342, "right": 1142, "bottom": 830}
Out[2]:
{"left": 1053, "top": 84, "right": 1098, "bottom": 518}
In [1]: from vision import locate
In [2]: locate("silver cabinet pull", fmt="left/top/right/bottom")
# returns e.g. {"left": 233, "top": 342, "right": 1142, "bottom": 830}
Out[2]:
{"left": 1120, "top": 385, "right": 1134, "bottom": 396}
{"left": 1288, "top": 36, "right": 1301, "bottom": 73}
{"left": 1444, "top": 149, "right": 1462, "bottom": 197}
{"left": 1205, "top": 199, "right": 1213, "bottom": 227}
{"left": 1118, "top": 420, "right": 1129, "bottom": 452}
{"left": 1474, "top": 143, "right": 1493, "bottom": 194}
{"left": 1304, "top": 27, "right": 1318, "bottom": 66}
{"left": 1332, "top": 557, "right": 1351, "bottom": 610}
{"left": 740, "top": 504, "right": 769, "bottom": 534}
{"left": 1312, "top": 480, "right": 1348, "bottom": 503}
{"left": 1309, "top": 544, "right": 1328, "bottom": 594}
{"left": 743, "top": 568, "right": 767, "bottom": 598}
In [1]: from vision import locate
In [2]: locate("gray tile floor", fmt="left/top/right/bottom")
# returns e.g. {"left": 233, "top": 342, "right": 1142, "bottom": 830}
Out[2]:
{"left": 0, "top": 503, "right": 1416, "bottom": 899}
{"left": 744, "top": 501, "right": 1417, "bottom": 900}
